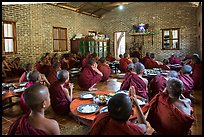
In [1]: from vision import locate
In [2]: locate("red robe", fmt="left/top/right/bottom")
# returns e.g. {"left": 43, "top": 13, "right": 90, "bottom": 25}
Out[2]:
{"left": 97, "top": 63, "right": 111, "bottom": 82}
{"left": 19, "top": 71, "right": 28, "bottom": 83}
{"left": 178, "top": 74, "right": 194, "bottom": 98}
{"left": 120, "top": 73, "right": 148, "bottom": 99}
{"left": 158, "top": 64, "right": 170, "bottom": 70}
{"left": 191, "top": 62, "right": 202, "bottom": 90}
{"left": 144, "top": 59, "right": 158, "bottom": 69}
{"left": 169, "top": 56, "right": 181, "bottom": 65}
{"left": 81, "top": 57, "right": 88, "bottom": 69}
{"left": 49, "top": 81, "right": 71, "bottom": 115}
{"left": 149, "top": 75, "right": 167, "bottom": 100}
{"left": 141, "top": 56, "right": 150, "bottom": 65}
{"left": 147, "top": 92, "right": 195, "bottom": 135}
{"left": 89, "top": 112, "right": 144, "bottom": 135}
{"left": 119, "top": 58, "right": 132, "bottom": 73}
{"left": 60, "top": 60, "right": 69, "bottom": 70}
{"left": 8, "top": 114, "right": 48, "bottom": 135}
{"left": 78, "top": 64, "right": 102, "bottom": 90}
{"left": 106, "top": 55, "right": 116, "bottom": 62}
{"left": 47, "top": 70, "right": 58, "bottom": 85}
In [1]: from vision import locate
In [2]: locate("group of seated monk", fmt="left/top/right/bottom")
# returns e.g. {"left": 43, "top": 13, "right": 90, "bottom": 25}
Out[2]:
{"left": 5, "top": 51, "right": 201, "bottom": 135}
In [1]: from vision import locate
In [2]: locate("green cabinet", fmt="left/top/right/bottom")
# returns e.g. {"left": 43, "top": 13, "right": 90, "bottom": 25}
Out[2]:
{"left": 71, "top": 38, "right": 110, "bottom": 57}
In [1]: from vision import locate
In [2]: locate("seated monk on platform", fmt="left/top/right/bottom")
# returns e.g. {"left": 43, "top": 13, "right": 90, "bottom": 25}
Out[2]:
{"left": 141, "top": 52, "right": 150, "bottom": 65}
{"left": 149, "top": 70, "right": 178, "bottom": 100}
{"left": 49, "top": 70, "right": 74, "bottom": 115}
{"left": 106, "top": 52, "right": 116, "bottom": 62}
{"left": 20, "top": 70, "right": 50, "bottom": 114}
{"left": 78, "top": 58, "right": 103, "bottom": 91}
{"left": 120, "top": 62, "right": 148, "bottom": 100}
{"left": 89, "top": 86, "right": 147, "bottom": 135}
{"left": 97, "top": 57, "right": 111, "bottom": 82}
{"left": 178, "top": 65, "right": 195, "bottom": 101}
{"left": 147, "top": 78, "right": 195, "bottom": 135}
{"left": 47, "top": 62, "right": 61, "bottom": 85}
{"left": 19, "top": 63, "right": 33, "bottom": 83}
{"left": 119, "top": 53, "right": 132, "bottom": 73}
{"left": 158, "top": 59, "right": 170, "bottom": 70}
{"left": 144, "top": 53, "right": 159, "bottom": 69}
{"left": 189, "top": 54, "right": 202, "bottom": 90}
{"left": 8, "top": 83, "right": 60, "bottom": 135}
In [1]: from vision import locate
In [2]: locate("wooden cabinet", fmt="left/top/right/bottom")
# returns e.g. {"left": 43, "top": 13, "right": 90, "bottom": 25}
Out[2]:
{"left": 71, "top": 38, "right": 110, "bottom": 57}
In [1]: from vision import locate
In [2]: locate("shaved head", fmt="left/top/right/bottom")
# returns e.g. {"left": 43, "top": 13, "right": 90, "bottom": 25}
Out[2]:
{"left": 26, "top": 70, "right": 40, "bottom": 82}
{"left": 167, "top": 70, "right": 178, "bottom": 78}
{"left": 135, "top": 62, "right": 145, "bottom": 74}
{"left": 24, "top": 83, "right": 50, "bottom": 110}
{"left": 181, "top": 65, "right": 192, "bottom": 74}
{"left": 166, "top": 78, "right": 183, "bottom": 99}
{"left": 108, "top": 93, "right": 132, "bottom": 121}
{"left": 57, "top": 69, "right": 69, "bottom": 82}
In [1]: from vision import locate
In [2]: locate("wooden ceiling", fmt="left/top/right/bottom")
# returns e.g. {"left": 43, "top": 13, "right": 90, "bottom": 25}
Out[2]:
{"left": 48, "top": 2, "right": 131, "bottom": 18}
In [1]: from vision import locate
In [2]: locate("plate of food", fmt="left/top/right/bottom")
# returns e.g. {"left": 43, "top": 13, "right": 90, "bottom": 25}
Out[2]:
{"left": 93, "top": 95, "right": 107, "bottom": 105}
{"left": 100, "top": 106, "right": 108, "bottom": 113}
{"left": 77, "top": 103, "right": 99, "bottom": 114}
{"left": 18, "top": 82, "right": 28, "bottom": 87}
{"left": 71, "top": 70, "right": 80, "bottom": 74}
{"left": 71, "top": 68, "right": 79, "bottom": 71}
{"left": 13, "top": 87, "right": 26, "bottom": 93}
{"left": 79, "top": 92, "right": 96, "bottom": 99}
{"left": 117, "top": 73, "right": 125, "bottom": 78}
{"left": 2, "top": 83, "right": 14, "bottom": 88}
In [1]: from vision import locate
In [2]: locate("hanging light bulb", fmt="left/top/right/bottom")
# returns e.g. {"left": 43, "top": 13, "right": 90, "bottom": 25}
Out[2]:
{"left": 119, "top": 5, "right": 123, "bottom": 10}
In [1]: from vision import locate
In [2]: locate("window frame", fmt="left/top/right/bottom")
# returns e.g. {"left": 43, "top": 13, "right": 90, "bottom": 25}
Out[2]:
{"left": 53, "top": 27, "right": 68, "bottom": 52}
{"left": 2, "top": 20, "right": 17, "bottom": 54}
{"left": 162, "top": 28, "right": 180, "bottom": 50}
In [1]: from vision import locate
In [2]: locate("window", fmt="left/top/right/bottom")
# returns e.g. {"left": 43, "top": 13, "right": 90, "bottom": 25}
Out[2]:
{"left": 162, "top": 28, "right": 180, "bottom": 50}
{"left": 53, "top": 27, "right": 67, "bottom": 52}
{"left": 2, "top": 21, "right": 17, "bottom": 54}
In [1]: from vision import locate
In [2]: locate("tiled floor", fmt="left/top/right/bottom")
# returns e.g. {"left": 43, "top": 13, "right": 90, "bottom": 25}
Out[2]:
{"left": 2, "top": 73, "right": 202, "bottom": 135}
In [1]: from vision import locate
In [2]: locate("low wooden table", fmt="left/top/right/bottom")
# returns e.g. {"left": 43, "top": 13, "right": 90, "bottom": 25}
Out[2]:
{"left": 70, "top": 90, "right": 148, "bottom": 127}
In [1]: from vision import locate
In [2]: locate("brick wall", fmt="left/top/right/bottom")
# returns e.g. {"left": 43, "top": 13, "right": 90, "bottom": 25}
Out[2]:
{"left": 2, "top": 4, "right": 102, "bottom": 66}
{"left": 2, "top": 2, "right": 200, "bottom": 65}
{"left": 101, "top": 2, "right": 199, "bottom": 61}
{"left": 196, "top": 3, "right": 202, "bottom": 60}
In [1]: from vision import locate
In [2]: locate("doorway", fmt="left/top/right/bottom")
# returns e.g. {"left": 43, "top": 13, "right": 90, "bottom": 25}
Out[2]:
{"left": 114, "top": 32, "right": 126, "bottom": 58}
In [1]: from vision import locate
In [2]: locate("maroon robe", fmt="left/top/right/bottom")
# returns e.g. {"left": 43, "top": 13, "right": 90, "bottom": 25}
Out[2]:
{"left": 49, "top": 81, "right": 71, "bottom": 115}
{"left": 149, "top": 75, "right": 167, "bottom": 100}
{"left": 106, "top": 55, "right": 116, "bottom": 62}
{"left": 119, "top": 58, "right": 132, "bottom": 73}
{"left": 158, "top": 64, "right": 170, "bottom": 70}
{"left": 81, "top": 57, "right": 88, "bottom": 69}
{"left": 47, "top": 70, "right": 58, "bottom": 85}
{"left": 120, "top": 73, "right": 148, "bottom": 99}
{"left": 60, "top": 60, "right": 69, "bottom": 70}
{"left": 141, "top": 56, "right": 150, "bottom": 65}
{"left": 178, "top": 74, "right": 194, "bottom": 98}
{"left": 8, "top": 114, "right": 48, "bottom": 135}
{"left": 97, "top": 63, "right": 111, "bottom": 82}
{"left": 78, "top": 64, "right": 102, "bottom": 90}
{"left": 169, "top": 56, "right": 181, "bottom": 65}
{"left": 19, "top": 71, "right": 28, "bottom": 83}
{"left": 147, "top": 92, "right": 195, "bottom": 135}
{"left": 191, "top": 62, "right": 202, "bottom": 90}
{"left": 144, "top": 59, "right": 159, "bottom": 69}
{"left": 35, "top": 63, "right": 51, "bottom": 77}
{"left": 89, "top": 112, "right": 144, "bottom": 135}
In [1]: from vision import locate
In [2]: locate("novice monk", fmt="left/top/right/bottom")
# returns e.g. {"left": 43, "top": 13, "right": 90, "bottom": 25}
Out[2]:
{"left": 120, "top": 62, "right": 148, "bottom": 99}
{"left": 119, "top": 53, "right": 132, "bottom": 73}
{"left": 97, "top": 57, "right": 111, "bottom": 82}
{"left": 149, "top": 70, "right": 178, "bottom": 100}
{"left": 178, "top": 65, "right": 194, "bottom": 101}
{"left": 147, "top": 78, "right": 195, "bottom": 135}
{"left": 8, "top": 83, "right": 60, "bottom": 135}
{"left": 78, "top": 58, "right": 102, "bottom": 91}
{"left": 89, "top": 86, "right": 147, "bottom": 135}
{"left": 19, "top": 63, "right": 33, "bottom": 83}
{"left": 144, "top": 53, "right": 159, "bottom": 69}
{"left": 49, "top": 69, "right": 74, "bottom": 115}
{"left": 47, "top": 62, "right": 61, "bottom": 84}
{"left": 106, "top": 52, "right": 116, "bottom": 62}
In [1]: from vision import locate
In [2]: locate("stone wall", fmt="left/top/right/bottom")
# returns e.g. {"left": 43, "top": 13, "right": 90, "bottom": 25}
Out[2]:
{"left": 101, "top": 2, "right": 199, "bottom": 61}
{"left": 196, "top": 3, "right": 202, "bottom": 60}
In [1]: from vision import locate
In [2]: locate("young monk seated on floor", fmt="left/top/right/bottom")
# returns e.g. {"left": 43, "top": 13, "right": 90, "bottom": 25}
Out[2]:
{"left": 80, "top": 51, "right": 90, "bottom": 69}
{"left": 47, "top": 62, "right": 61, "bottom": 85}
{"left": 141, "top": 52, "right": 150, "bottom": 65}
{"left": 35, "top": 56, "right": 51, "bottom": 77}
{"left": 8, "top": 83, "right": 60, "bottom": 135}
{"left": 178, "top": 65, "right": 195, "bottom": 102}
{"left": 19, "top": 63, "right": 33, "bottom": 83}
{"left": 158, "top": 59, "right": 170, "bottom": 70}
{"left": 132, "top": 57, "right": 139, "bottom": 64}
{"left": 97, "top": 57, "right": 111, "bottom": 82}
{"left": 189, "top": 54, "right": 202, "bottom": 90}
{"left": 169, "top": 53, "right": 181, "bottom": 65}
{"left": 147, "top": 78, "right": 195, "bottom": 135}
{"left": 11, "top": 57, "right": 24, "bottom": 77}
{"left": 49, "top": 69, "right": 74, "bottom": 115}
{"left": 20, "top": 70, "right": 50, "bottom": 114}
{"left": 120, "top": 62, "right": 149, "bottom": 100}
{"left": 119, "top": 53, "right": 132, "bottom": 73}
{"left": 106, "top": 52, "right": 116, "bottom": 62}
{"left": 89, "top": 86, "right": 147, "bottom": 135}
{"left": 144, "top": 53, "right": 160, "bottom": 69}
{"left": 78, "top": 58, "right": 102, "bottom": 91}
{"left": 149, "top": 70, "right": 178, "bottom": 100}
